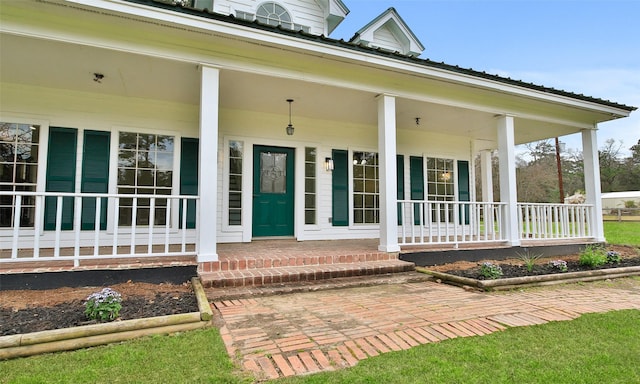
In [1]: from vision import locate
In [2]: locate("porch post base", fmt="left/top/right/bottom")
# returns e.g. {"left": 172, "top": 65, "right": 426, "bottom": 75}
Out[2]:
{"left": 506, "top": 240, "right": 521, "bottom": 247}
{"left": 197, "top": 252, "right": 219, "bottom": 263}
{"left": 378, "top": 244, "right": 401, "bottom": 253}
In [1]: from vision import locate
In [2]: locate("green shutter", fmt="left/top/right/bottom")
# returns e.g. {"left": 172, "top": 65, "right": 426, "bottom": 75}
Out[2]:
{"left": 332, "top": 149, "right": 348, "bottom": 226}
{"left": 410, "top": 156, "right": 424, "bottom": 224}
{"left": 457, "top": 160, "right": 470, "bottom": 224}
{"left": 45, "top": 127, "right": 77, "bottom": 230}
{"left": 180, "top": 138, "right": 198, "bottom": 229}
{"left": 396, "top": 154, "right": 404, "bottom": 225}
{"left": 81, "top": 130, "right": 110, "bottom": 230}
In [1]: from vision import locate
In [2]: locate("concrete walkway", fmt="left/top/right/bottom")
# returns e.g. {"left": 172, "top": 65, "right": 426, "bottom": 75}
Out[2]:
{"left": 212, "top": 276, "right": 640, "bottom": 380}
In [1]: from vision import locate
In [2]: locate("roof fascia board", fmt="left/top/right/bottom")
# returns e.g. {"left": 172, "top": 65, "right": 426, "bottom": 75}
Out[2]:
{"left": 24, "top": 0, "right": 636, "bottom": 118}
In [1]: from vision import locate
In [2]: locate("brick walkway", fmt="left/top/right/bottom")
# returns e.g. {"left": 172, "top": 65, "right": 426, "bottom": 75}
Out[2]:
{"left": 212, "top": 277, "right": 640, "bottom": 380}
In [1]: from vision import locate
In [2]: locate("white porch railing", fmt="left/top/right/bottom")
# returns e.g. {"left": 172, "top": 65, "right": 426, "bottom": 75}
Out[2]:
{"left": 398, "top": 200, "right": 507, "bottom": 246}
{"left": 1, "top": 191, "right": 198, "bottom": 266}
{"left": 518, "top": 203, "right": 593, "bottom": 240}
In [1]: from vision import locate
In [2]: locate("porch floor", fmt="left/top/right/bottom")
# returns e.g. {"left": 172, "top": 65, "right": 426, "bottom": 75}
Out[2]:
{"left": 1, "top": 238, "right": 594, "bottom": 288}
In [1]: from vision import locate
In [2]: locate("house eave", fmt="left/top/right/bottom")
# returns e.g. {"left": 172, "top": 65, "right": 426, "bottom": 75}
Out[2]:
{"left": 18, "top": 0, "right": 638, "bottom": 118}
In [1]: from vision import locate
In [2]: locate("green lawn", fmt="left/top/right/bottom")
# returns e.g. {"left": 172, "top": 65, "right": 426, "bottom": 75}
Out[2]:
{"left": 2, "top": 222, "right": 638, "bottom": 383}
{"left": 273, "top": 309, "right": 640, "bottom": 384}
{"left": 604, "top": 221, "right": 640, "bottom": 246}
{"left": 2, "top": 309, "right": 639, "bottom": 384}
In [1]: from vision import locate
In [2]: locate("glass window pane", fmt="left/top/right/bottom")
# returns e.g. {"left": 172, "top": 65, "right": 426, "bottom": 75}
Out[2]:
{"left": 305, "top": 162, "right": 315, "bottom": 177}
{"left": 156, "top": 171, "right": 172, "bottom": 187}
{"left": 16, "top": 144, "right": 37, "bottom": 163}
{"left": 0, "top": 163, "right": 13, "bottom": 182}
{"left": 229, "top": 210, "right": 241, "bottom": 225}
{"left": 229, "top": 141, "right": 243, "bottom": 157}
{"left": 229, "top": 158, "right": 242, "bottom": 174}
{"left": 137, "top": 134, "right": 155, "bottom": 151}
{"left": 305, "top": 178, "right": 315, "bottom": 193}
{"left": 156, "top": 135, "right": 174, "bottom": 152}
{"left": 305, "top": 210, "right": 315, "bottom": 225}
{"left": 118, "top": 150, "right": 136, "bottom": 167}
{"left": 137, "top": 170, "right": 154, "bottom": 186}
{"left": 229, "top": 175, "right": 242, "bottom": 191}
{"left": 119, "top": 132, "right": 137, "bottom": 150}
{"left": 137, "top": 151, "right": 155, "bottom": 169}
{"left": 305, "top": 147, "right": 316, "bottom": 162}
{"left": 1, "top": 143, "right": 15, "bottom": 162}
{"left": 15, "top": 164, "right": 37, "bottom": 183}
{"left": 260, "top": 152, "right": 286, "bottom": 193}
{"left": 229, "top": 192, "right": 242, "bottom": 208}
{"left": 155, "top": 152, "right": 173, "bottom": 170}
{"left": 305, "top": 194, "right": 315, "bottom": 209}
{"left": 118, "top": 169, "right": 135, "bottom": 186}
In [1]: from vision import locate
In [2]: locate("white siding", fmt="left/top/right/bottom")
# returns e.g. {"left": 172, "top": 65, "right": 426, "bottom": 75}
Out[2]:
{"left": 372, "top": 27, "right": 403, "bottom": 53}
{"left": 215, "top": 0, "right": 327, "bottom": 35}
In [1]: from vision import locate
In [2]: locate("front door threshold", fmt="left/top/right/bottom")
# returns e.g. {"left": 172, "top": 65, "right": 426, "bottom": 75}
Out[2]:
{"left": 252, "top": 236, "right": 297, "bottom": 241}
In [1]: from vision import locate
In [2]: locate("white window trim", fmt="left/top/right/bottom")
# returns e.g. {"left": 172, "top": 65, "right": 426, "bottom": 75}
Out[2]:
{"left": 222, "top": 136, "right": 245, "bottom": 234}
{"left": 108, "top": 126, "right": 182, "bottom": 235}
{"left": 348, "top": 147, "right": 380, "bottom": 230}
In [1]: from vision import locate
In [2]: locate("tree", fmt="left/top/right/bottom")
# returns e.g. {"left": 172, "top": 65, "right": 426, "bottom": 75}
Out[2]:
{"left": 598, "top": 139, "right": 625, "bottom": 192}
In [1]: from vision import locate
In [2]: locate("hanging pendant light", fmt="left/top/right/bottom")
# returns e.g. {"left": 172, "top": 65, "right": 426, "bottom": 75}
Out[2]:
{"left": 286, "top": 99, "right": 295, "bottom": 136}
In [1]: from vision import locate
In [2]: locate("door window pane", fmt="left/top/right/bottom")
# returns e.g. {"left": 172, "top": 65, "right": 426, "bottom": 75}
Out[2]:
{"left": 260, "top": 152, "right": 287, "bottom": 194}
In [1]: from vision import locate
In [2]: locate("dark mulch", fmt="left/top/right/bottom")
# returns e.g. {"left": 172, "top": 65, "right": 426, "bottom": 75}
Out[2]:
{"left": 1, "top": 292, "right": 198, "bottom": 336}
{"left": 446, "top": 257, "right": 640, "bottom": 280}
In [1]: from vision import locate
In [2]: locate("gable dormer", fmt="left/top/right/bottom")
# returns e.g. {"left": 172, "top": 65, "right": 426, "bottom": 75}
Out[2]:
{"left": 205, "top": 1, "right": 348, "bottom": 36}
{"left": 349, "top": 7, "right": 424, "bottom": 57}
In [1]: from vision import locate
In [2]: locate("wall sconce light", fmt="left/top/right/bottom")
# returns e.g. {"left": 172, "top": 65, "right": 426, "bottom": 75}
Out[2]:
{"left": 324, "top": 157, "right": 334, "bottom": 171}
{"left": 286, "top": 99, "right": 295, "bottom": 136}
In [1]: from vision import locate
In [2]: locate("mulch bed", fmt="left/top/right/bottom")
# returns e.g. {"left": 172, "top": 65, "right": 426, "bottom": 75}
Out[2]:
{"left": 446, "top": 257, "right": 640, "bottom": 280}
{"left": 1, "top": 284, "right": 198, "bottom": 336}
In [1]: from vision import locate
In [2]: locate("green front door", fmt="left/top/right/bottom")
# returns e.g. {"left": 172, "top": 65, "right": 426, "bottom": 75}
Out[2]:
{"left": 252, "top": 145, "right": 295, "bottom": 237}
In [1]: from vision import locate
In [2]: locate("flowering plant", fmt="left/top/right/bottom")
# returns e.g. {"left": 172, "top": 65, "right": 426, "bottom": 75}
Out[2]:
{"left": 480, "top": 262, "right": 503, "bottom": 279}
{"left": 84, "top": 288, "right": 122, "bottom": 322}
{"left": 549, "top": 260, "right": 568, "bottom": 272}
{"left": 606, "top": 251, "right": 621, "bottom": 264}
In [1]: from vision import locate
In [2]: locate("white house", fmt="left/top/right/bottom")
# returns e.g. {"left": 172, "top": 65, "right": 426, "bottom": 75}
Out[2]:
{"left": 0, "top": 0, "right": 636, "bottom": 273}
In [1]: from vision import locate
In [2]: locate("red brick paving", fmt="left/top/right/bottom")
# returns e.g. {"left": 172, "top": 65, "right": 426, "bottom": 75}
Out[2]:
{"left": 210, "top": 278, "right": 640, "bottom": 380}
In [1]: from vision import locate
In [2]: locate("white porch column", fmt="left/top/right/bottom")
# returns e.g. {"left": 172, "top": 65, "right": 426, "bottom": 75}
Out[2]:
{"left": 582, "top": 128, "right": 605, "bottom": 241}
{"left": 197, "top": 65, "right": 220, "bottom": 262}
{"left": 497, "top": 115, "right": 520, "bottom": 246}
{"left": 376, "top": 94, "right": 400, "bottom": 252}
{"left": 480, "top": 150, "right": 494, "bottom": 203}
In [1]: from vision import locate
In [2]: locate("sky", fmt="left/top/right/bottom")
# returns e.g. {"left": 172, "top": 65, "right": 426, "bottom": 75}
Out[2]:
{"left": 330, "top": 0, "right": 640, "bottom": 157}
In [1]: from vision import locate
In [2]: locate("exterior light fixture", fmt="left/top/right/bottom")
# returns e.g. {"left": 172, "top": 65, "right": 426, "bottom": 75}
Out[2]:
{"left": 286, "top": 99, "right": 295, "bottom": 136}
{"left": 93, "top": 73, "right": 104, "bottom": 83}
{"left": 324, "top": 157, "right": 334, "bottom": 171}
{"left": 415, "top": 117, "right": 421, "bottom": 126}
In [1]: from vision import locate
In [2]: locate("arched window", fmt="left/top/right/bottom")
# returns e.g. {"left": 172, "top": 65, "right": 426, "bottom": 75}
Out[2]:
{"left": 256, "top": 2, "right": 292, "bottom": 29}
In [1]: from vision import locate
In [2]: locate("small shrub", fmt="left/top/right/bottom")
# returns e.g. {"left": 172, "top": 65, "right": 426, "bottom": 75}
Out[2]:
{"left": 480, "top": 262, "right": 503, "bottom": 279}
{"left": 517, "top": 250, "right": 543, "bottom": 273}
{"left": 84, "top": 287, "right": 123, "bottom": 322}
{"left": 549, "top": 260, "right": 568, "bottom": 272}
{"left": 606, "top": 251, "right": 621, "bottom": 264}
{"left": 579, "top": 245, "right": 607, "bottom": 268}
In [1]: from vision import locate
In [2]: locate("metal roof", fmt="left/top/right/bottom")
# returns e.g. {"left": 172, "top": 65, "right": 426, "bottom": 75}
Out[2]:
{"left": 124, "top": 0, "right": 636, "bottom": 113}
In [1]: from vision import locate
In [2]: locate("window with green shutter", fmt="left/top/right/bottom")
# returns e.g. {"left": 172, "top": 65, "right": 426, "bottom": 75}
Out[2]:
{"left": 331, "top": 149, "right": 348, "bottom": 226}
{"left": 180, "top": 138, "right": 198, "bottom": 229}
{"left": 81, "top": 130, "right": 110, "bottom": 230}
{"left": 396, "top": 154, "right": 404, "bottom": 225}
{"left": 457, "top": 160, "right": 470, "bottom": 224}
{"left": 44, "top": 127, "right": 77, "bottom": 230}
{"left": 410, "top": 156, "right": 424, "bottom": 224}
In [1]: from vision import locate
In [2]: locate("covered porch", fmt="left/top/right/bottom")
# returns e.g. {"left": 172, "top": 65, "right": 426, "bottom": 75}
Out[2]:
{"left": 1, "top": 0, "right": 629, "bottom": 281}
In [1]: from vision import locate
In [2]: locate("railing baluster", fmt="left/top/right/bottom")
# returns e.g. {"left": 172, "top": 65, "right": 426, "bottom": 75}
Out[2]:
{"left": 33, "top": 195, "right": 41, "bottom": 258}
{"left": 54, "top": 196, "right": 63, "bottom": 258}
{"left": 130, "top": 197, "right": 137, "bottom": 255}
{"left": 73, "top": 196, "right": 82, "bottom": 267}
{"left": 148, "top": 198, "right": 155, "bottom": 254}
{"left": 113, "top": 197, "right": 120, "bottom": 256}
{"left": 94, "top": 197, "right": 101, "bottom": 257}
{"left": 11, "top": 195, "right": 22, "bottom": 259}
{"left": 181, "top": 198, "right": 188, "bottom": 253}
{"left": 164, "top": 197, "right": 171, "bottom": 254}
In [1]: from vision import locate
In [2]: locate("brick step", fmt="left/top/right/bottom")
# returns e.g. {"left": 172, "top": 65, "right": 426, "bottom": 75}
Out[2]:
{"left": 199, "top": 259, "right": 415, "bottom": 288}
{"left": 198, "top": 251, "right": 397, "bottom": 273}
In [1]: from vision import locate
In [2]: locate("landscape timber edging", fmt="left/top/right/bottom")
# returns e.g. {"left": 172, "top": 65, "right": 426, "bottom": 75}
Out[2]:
{"left": 416, "top": 266, "right": 640, "bottom": 291}
{"left": 0, "top": 277, "right": 213, "bottom": 360}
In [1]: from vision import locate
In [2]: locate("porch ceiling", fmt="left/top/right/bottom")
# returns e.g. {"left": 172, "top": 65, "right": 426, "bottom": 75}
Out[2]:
{"left": 0, "top": 33, "right": 577, "bottom": 147}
